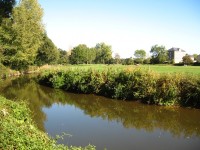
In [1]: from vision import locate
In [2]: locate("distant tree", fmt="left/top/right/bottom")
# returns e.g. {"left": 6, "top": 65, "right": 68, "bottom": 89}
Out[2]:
{"left": 143, "top": 58, "right": 151, "bottom": 64}
{"left": 0, "top": 0, "right": 44, "bottom": 70}
{"left": 86, "top": 48, "right": 96, "bottom": 64}
{"left": 182, "top": 55, "right": 193, "bottom": 65}
{"left": 114, "top": 53, "right": 121, "bottom": 64}
{"left": 94, "top": 43, "right": 112, "bottom": 64}
{"left": 150, "top": 45, "right": 168, "bottom": 64}
{"left": 134, "top": 49, "right": 146, "bottom": 64}
{"left": 122, "top": 57, "right": 134, "bottom": 65}
{"left": 193, "top": 54, "right": 198, "bottom": 61}
{"left": 35, "top": 34, "right": 59, "bottom": 66}
{"left": 134, "top": 58, "right": 143, "bottom": 64}
{"left": 0, "top": 0, "right": 16, "bottom": 23}
{"left": 58, "top": 48, "right": 69, "bottom": 65}
{"left": 171, "top": 59, "right": 175, "bottom": 64}
{"left": 69, "top": 44, "right": 89, "bottom": 64}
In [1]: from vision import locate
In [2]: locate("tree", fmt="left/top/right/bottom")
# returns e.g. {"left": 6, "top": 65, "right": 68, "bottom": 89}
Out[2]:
{"left": 0, "top": 0, "right": 16, "bottom": 23}
{"left": 0, "top": 18, "right": 15, "bottom": 65}
{"left": 150, "top": 45, "right": 168, "bottom": 64}
{"left": 134, "top": 49, "right": 146, "bottom": 63}
{"left": 86, "top": 48, "right": 96, "bottom": 64}
{"left": 114, "top": 53, "right": 121, "bottom": 64}
{"left": 57, "top": 48, "right": 69, "bottom": 65}
{"left": 69, "top": 44, "right": 89, "bottom": 64}
{"left": 0, "top": 0, "right": 44, "bottom": 70}
{"left": 182, "top": 55, "right": 193, "bottom": 65}
{"left": 122, "top": 57, "right": 134, "bottom": 65}
{"left": 193, "top": 54, "right": 198, "bottom": 61}
{"left": 143, "top": 58, "right": 151, "bottom": 64}
{"left": 94, "top": 43, "right": 112, "bottom": 64}
{"left": 0, "top": 45, "right": 3, "bottom": 63}
{"left": 35, "top": 34, "right": 59, "bottom": 66}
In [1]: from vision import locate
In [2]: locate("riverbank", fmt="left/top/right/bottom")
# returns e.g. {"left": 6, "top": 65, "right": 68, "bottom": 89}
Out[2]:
{"left": 38, "top": 68, "right": 200, "bottom": 108}
{"left": 0, "top": 96, "right": 95, "bottom": 150}
{"left": 0, "top": 64, "right": 53, "bottom": 79}
{"left": 0, "top": 64, "right": 20, "bottom": 78}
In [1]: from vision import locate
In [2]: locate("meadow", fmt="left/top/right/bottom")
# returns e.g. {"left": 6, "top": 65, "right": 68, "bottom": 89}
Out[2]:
{"left": 39, "top": 64, "right": 200, "bottom": 75}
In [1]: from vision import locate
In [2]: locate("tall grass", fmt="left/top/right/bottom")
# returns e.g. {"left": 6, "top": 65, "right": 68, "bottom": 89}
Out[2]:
{"left": 38, "top": 68, "right": 200, "bottom": 108}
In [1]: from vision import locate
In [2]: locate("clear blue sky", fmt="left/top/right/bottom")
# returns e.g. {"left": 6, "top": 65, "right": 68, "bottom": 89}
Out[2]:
{"left": 38, "top": 0, "right": 200, "bottom": 58}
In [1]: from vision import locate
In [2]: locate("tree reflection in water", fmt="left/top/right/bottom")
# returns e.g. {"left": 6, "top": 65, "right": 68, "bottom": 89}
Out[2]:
{"left": 1, "top": 75, "right": 200, "bottom": 138}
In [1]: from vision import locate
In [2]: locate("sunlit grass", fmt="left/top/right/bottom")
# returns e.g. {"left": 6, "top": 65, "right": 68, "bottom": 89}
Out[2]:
{"left": 39, "top": 64, "right": 200, "bottom": 75}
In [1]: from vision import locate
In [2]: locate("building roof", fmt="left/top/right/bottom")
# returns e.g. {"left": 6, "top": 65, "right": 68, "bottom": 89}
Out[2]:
{"left": 168, "top": 47, "right": 186, "bottom": 52}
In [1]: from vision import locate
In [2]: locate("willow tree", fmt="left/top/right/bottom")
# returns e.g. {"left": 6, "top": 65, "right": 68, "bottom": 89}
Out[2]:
{"left": 0, "top": 0, "right": 44, "bottom": 70}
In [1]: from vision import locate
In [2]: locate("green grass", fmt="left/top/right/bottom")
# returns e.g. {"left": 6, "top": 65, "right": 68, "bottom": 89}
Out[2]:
{"left": 40, "top": 64, "right": 200, "bottom": 75}
{"left": 141, "top": 65, "right": 200, "bottom": 75}
{"left": 0, "top": 96, "right": 95, "bottom": 150}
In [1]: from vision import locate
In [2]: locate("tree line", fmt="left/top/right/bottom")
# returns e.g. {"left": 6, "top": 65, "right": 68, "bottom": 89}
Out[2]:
{"left": 0, "top": 0, "right": 199, "bottom": 71}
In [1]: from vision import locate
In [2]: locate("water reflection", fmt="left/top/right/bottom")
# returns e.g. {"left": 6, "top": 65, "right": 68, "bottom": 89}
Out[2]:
{"left": 1, "top": 76, "right": 200, "bottom": 139}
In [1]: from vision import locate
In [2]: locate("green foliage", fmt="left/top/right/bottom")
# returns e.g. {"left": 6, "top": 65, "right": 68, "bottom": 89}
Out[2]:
{"left": 134, "top": 49, "right": 146, "bottom": 64}
{"left": 0, "top": 63, "right": 20, "bottom": 78}
{"left": 153, "top": 74, "right": 181, "bottom": 105}
{"left": 134, "top": 58, "right": 143, "bottom": 64}
{"left": 180, "top": 77, "right": 200, "bottom": 107}
{"left": 0, "top": 18, "right": 16, "bottom": 64}
{"left": 35, "top": 34, "right": 59, "bottom": 66}
{"left": 0, "top": 0, "right": 44, "bottom": 70}
{"left": 121, "top": 58, "right": 134, "bottom": 65}
{"left": 0, "top": 0, "right": 16, "bottom": 23}
{"left": 58, "top": 48, "right": 69, "bottom": 65}
{"left": 0, "top": 96, "right": 96, "bottom": 150}
{"left": 86, "top": 48, "right": 96, "bottom": 64}
{"left": 143, "top": 58, "right": 151, "bottom": 64}
{"left": 65, "top": 42, "right": 113, "bottom": 65}
{"left": 69, "top": 44, "right": 90, "bottom": 64}
{"left": 113, "top": 53, "right": 121, "bottom": 64}
{"left": 69, "top": 45, "right": 96, "bottom": 64}
{"left": 38, "top": 67, "right": 200, "bottom": 108}
{"left": 193, "top": 54, "right": 198, "bottom": 61}
{"left": 150, "top": 45, "right": 169, "bottom": 64}
{"left": 182, "top": 55, "right": 193, "bottom": 65}
{"left": 94, "top": 43, "right": 112, "bottom": 64}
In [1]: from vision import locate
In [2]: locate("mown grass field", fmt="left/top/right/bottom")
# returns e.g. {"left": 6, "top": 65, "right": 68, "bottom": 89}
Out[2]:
{"left": 42, "top": 64, "right": 200, "bottom": 75}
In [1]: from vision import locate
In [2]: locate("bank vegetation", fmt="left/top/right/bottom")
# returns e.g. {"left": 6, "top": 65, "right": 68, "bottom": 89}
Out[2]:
{"left": 0, "top": 96, "right": 95, "bottom": 150}
{"left": 38, "top": 68, "right": 200, "bottom": 108}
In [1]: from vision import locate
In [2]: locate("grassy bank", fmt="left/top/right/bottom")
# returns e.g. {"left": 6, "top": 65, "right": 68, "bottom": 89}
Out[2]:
{"left": 35, "top": 64, "right": 200, "bottom": 75}
{"left": 0, "top": 64, "right": 20, "bottom": 78}
{"left": 38, "top": 68, "right": 200, "bottom": 108}
{"left": 0, "top": 96, "right": 95, "bottom": 150}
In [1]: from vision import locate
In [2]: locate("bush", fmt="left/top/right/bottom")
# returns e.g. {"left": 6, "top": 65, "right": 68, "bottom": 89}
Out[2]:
{"left": 38, "top": 68, "right": 200, "bottom": 108}
{"left": 180, "top": 77, "right": 200, "bottom": 108}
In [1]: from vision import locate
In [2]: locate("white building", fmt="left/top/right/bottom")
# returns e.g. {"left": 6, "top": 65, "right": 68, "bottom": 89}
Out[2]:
{"left": 168, "top": 48, "right": 186, "bottom": 63}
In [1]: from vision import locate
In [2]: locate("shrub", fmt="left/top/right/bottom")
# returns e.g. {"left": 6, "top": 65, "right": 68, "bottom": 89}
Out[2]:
{"left": 38, "top": 68, "right": 200, "bottom": 108}
{"left": 180, "top": 76, "right": 200, "bottom": 108}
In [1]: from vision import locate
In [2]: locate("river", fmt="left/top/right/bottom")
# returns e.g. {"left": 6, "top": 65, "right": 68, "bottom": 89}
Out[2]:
{"left": 0, "top": 76, "right": 200, "bottom": 150}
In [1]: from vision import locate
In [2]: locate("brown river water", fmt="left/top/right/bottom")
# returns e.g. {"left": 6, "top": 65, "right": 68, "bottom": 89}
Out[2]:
{"left": 0, "top": 76, "right": 200, "bottom": 150}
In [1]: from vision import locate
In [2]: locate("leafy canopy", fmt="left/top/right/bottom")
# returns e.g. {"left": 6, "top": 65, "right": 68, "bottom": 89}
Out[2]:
{"left": 0, "top": 0, "right": 44, "bottom": 70}
{"left": 150, "top": 44, "right": 168, "bottom": 64}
